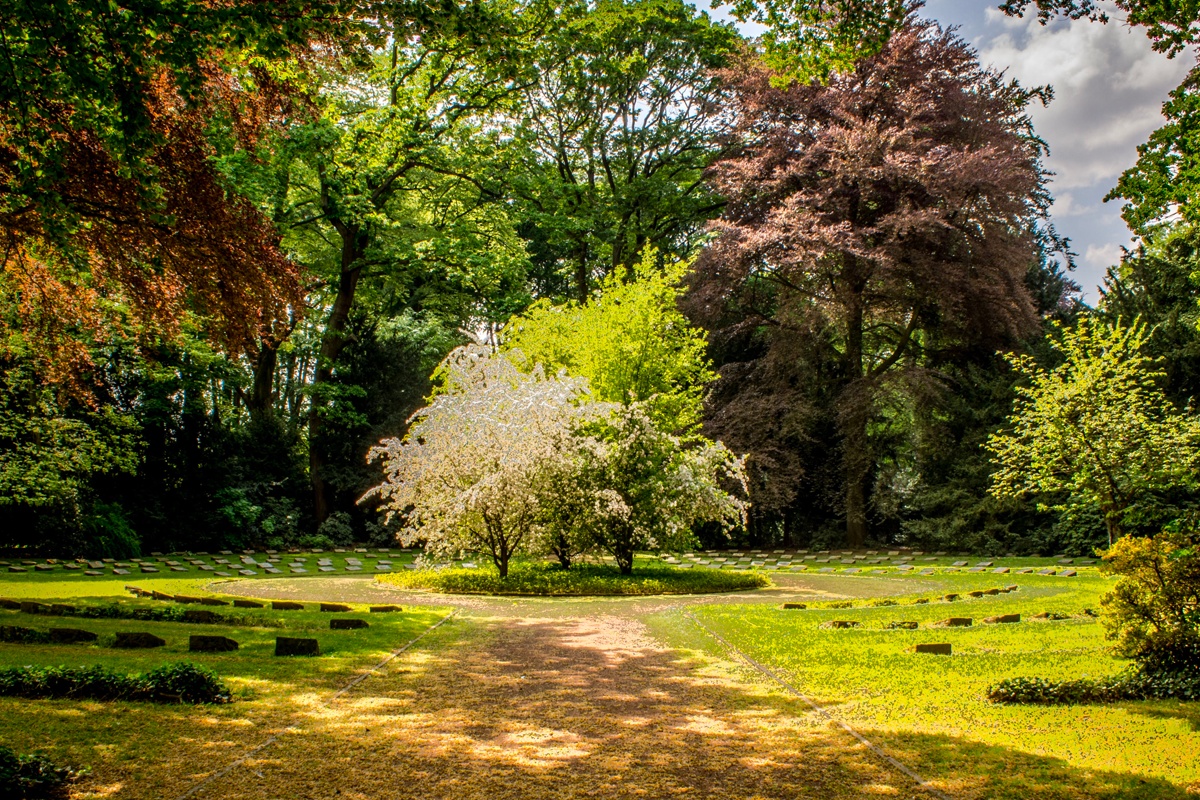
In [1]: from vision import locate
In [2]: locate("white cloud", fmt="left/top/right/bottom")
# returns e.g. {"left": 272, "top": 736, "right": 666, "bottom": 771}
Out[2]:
{"left": 976, "top": 3, "right": 1192, "bottom": 191}
{"left": 1084, "top": 242, "right": 1123, "bottom": 271}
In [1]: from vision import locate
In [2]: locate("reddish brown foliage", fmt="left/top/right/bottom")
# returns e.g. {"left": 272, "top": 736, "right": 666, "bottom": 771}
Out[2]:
{"left": 690, "top": 17, "right": 1048, "bottom": 544}
{"left": 0, "top": 63, "right": 304, "bottom": 392}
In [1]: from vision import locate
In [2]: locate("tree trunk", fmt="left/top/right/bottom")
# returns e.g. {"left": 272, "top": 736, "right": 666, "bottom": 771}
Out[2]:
{"left": 576, "top": 244, "right": 590, "bottom": 304}
{"left": 842, "top": 288, "right": 869, "bottom": 549}
{"left": 308, "top": 229, "right": 364, "bottom": 524}
{"left": 247, "top": 342, "right": 277, "bottom": 422}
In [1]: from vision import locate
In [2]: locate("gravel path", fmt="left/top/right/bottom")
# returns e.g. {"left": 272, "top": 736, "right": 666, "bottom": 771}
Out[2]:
{"left": 174, "top": 575, "right": 935, "bottom": 799}
{"left": 189, "top": 611, "right": 922, "bottom": 800}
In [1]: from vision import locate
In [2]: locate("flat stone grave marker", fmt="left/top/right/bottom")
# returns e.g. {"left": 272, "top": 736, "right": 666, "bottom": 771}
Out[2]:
{"left": 992, "top": 567, "right": 1010, "bottom": 574}
{"left": 48, "top": 628, "right": 98, "bottom": 644}
{"left": 819, "top": 567, "right": 836, "bottom": 573}
{"left": 114, "top": 632, "right": 166, "bottom": 649}
{"left": 781, "top": 603, "right": 806, "bottom": 609}
{"left": 1037, "top": 568, "right": 1057, "bottom": 576}
{"left": 1016, "top": 567, "right": 1034, "bottom": 574}
{"left": 885, "top": 621, "right": 919, "bottom": 630}
{"left": 272, "top": 601, "right": 304, "bottom": 611}
{"left": 918, "top": 569, "right": 935, "bottom": 575}
{"left": 1057, "top": 559, "right": 1074, "bottom": 565}
{"left": 139, "top": 566, "right": 159, "bottom": 573}
{"left": 275, "top": 637, "right": 320, "bottom": 656}
{"left": 967, "top": 590, "right": 985, "bottom": 597}
{"left": 888, "top": 551, "right": 900, "bottom": 556}
{"left": 820, "top": 620, "right": 860, "bottom": 629}
{"left": 112, "top": 569, "right": 130, "bottom": 575}
{"left": 238, "top": 570, "right": 257, "bottom": 576}
{"left": 214, "top": 571, "right": 231, "bottom": 577}
{"left": 319, "top": 567, "right": 336, "bottom": 572}
{"left": 932, "top": 617, "right": 973, "bottom": 627}
{"left": 914, "top": 643, "right": 952, "bottom": 655}
{"left": 331, "top": 618, "right": 369, "bottom": 630}
{"left": 83, "top": 571, "right": 103, "bottom": 576}
{"left": 233, "top": 600, "right": 263, "bottom": 608}
{"left": 199, "top": 565, "right": 215, "bottom": 571}
{"left": 1078, "top": 559, "right": 1096, "bottom": 565}
{"left": 843, "top": 568, "right": 861, "bottom": 574}
{"left": 87, "top": 561, "right": 104, "bottom": 569}
{"left": 265, "top": 568, "right": 283, "bottom": 575}
{"left": 976, "top": 561, "right": 994, "bottom": 567}
{"left": 19, "top": 601, "right": 47, "bottom": 614}
{"left": 290, "top": 568, "right": 308, "bottom": 574}
{"left": 984, "top": 614, "right": 1021, "bottom": 624}
{"left": 1060, "top": 569, "right": 1078, "bottom": 577}
{"left": 345, "top": 566, "right": 362, "bottom": 572}
{"left": 896, "top": 565, "right": 914, "bottom": 571}
{"left": 321, "top": 603, "right": 351, "bottom": 612}
{"left": 7, "top": 567, "right": 26, "bottom": 573}
{"left": 101, "top": 558, "right": 115, "bottom": 563}
{"left": 214, "top": 559, "right": 230, "bottom": 564}
{"left": 370, "top": 605, "right": 402, "bottom": 613}
{"left": 170, "top": 566, "right": 188, "bottom": 572}
{"left": 790, "top": 566, "right": 807, "bottom": 571}
{"left": 966, "top": 567, "right": 985, "bottom": 573}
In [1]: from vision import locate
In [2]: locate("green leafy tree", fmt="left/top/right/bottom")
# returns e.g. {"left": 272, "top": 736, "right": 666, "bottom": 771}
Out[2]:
{"left": 501, "top": 249, "right": 714, "bottom": 434}
{"left": 988, "top": 318, "right": 1200, "bottom": 545}
{"left": 510, "top": 0, "right": 739, "bottom": 301}
{"left": 720, "top": 0, "right": 907, "bottom": 82}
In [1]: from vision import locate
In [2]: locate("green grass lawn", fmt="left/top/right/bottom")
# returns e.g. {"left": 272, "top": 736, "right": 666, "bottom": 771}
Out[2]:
{"left": 648, "top": 571, "right": 1200, "bottom": 799}
{"left": 0, "top": 566, "right": 452, "bottom": 799}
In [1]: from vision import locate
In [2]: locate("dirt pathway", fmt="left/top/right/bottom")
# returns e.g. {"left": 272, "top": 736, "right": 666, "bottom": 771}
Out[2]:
{"left": 186, "top": 610, "right": 924, "bottom": 800}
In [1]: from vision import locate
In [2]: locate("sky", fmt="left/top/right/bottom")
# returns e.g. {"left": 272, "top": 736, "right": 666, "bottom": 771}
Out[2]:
{"left": 704, "top": 1, "right": 1195, "bottom": 303}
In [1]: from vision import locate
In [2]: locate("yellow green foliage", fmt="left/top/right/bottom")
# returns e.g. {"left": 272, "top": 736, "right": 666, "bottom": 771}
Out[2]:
{"left": 1100, "top": 518, "right": 1200, "bottom": 671}
{"left": 500, "top": 248, "right": 714, "bottom": 434}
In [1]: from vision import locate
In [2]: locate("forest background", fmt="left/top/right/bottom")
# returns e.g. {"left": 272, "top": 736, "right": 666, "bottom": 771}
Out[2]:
{"left": 3, "top": 0, "right": 1198, "bottom": 560}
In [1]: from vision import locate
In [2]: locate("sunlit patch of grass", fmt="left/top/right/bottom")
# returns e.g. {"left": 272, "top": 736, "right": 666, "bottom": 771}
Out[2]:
{"left": 672, "top": 572, "right": 1200, "bottom": 798}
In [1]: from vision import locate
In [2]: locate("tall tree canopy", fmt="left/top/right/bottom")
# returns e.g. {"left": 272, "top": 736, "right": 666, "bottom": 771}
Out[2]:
{"left": 510, "top": 0, "right": 738, "bottom": 301}
{"left": 689, "top": 15, "right": 1054, "bottom": 546}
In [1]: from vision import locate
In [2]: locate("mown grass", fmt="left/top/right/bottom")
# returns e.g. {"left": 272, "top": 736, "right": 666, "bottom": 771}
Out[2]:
{"left": 651, "top": 572, "right": 1200, "bottom": 798}
{"left": 0, "top": 571, "right": 453, "bottom": 799}
{"left": 377, "top": 559, "right": 770, "bottom": 595}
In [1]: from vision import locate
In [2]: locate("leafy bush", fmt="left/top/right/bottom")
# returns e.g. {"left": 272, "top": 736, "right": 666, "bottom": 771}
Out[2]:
{"left": 0, "top": 663, "right": 230, "bottom": 704}
{"left": 988, "top": 670, "right": 1200, "bottom": 705}
{"left": 378, "top": 561, "right": 768, "bottom": 596}
{"left": 0, "top": 626, "right": 50, "bottom": 644}
{"left": 0, "top": 746, "right": 84, "bottom": 800}
{"left": 1100, "top": 516, "right": 1200, "bottom": 672}
{"left": 75, "top": 604, "right": 189, "bottom": 622}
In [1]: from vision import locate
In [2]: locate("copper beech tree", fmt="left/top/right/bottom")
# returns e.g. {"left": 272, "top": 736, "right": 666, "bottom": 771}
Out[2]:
{"left": 690, "top": 17, "right": 1053, "bottom": 547}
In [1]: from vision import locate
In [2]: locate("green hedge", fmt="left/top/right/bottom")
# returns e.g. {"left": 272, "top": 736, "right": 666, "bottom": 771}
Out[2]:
{"left": 0, "top": 746, "right": 84, "bottom": 800}
{"left": 379, "top": 562, "right": 769, "bottom": 596}
{"left": 987, "top": 671, "right": 1200, "bottom": 704}
{"left": 0, "top": 662, "right": 231, "bottom": 705}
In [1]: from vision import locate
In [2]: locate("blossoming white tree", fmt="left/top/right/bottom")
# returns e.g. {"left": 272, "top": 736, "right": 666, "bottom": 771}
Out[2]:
{"left": 363, "top": 344, "right": 603, "bottom": 577}
{"left": 568, "top": 409, "right": 748, "bottom": 574}
{"left": 365, "top": 345, "right": 750, "bottom": 577}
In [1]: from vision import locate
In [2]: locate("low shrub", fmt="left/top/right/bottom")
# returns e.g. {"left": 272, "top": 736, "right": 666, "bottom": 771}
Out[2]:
{"left": 378, "top": 562, "right": 768, "bottom": 596}
{"left": 0, "top": 663, "right": 231, "bottom": 704}
{"left": 75, "top": 605, "right": 189, "bottom": 623}
{"left": 825, "top": 601, "right": 854, "bottom": 609}
{"left": 1100, "top": 517, "right": 1200, "bottom": 671}
{"left": 987, "top": 670, "right": 1200, "bottom": 705}
{"left": 0, "top": 626, "right": 50, "bottom": 644}
{"left": 0, "top": 746, "right": 85, "bottom": 800}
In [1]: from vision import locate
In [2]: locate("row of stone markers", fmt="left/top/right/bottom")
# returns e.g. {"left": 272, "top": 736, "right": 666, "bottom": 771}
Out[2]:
{"left": 0, "top": 546, "right": 443, "bottom": 576}
{"left": 661, "top": 550, "right": 1086, "bottom": 576}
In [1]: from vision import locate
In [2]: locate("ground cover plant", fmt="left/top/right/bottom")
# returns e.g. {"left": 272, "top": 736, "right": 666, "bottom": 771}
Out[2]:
{"left": 378, "top": 559, "right": 769, "bottom": 595}
{"left": 0, "top": 745, "right": 84, "bottom": 800}
{"left": 666, "top": 572, "right": 1200, "bottom": 797}
{"left": 0, "top": 663, "right": 230, "bottom": 704}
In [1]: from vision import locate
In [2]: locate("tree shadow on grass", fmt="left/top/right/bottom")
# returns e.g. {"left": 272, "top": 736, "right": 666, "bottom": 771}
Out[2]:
{"left": 185, "top": 615, "right": 1197, "bottom": 800}
{"left": 1124, "top": 700, "right": 1200, "bottom": 732}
